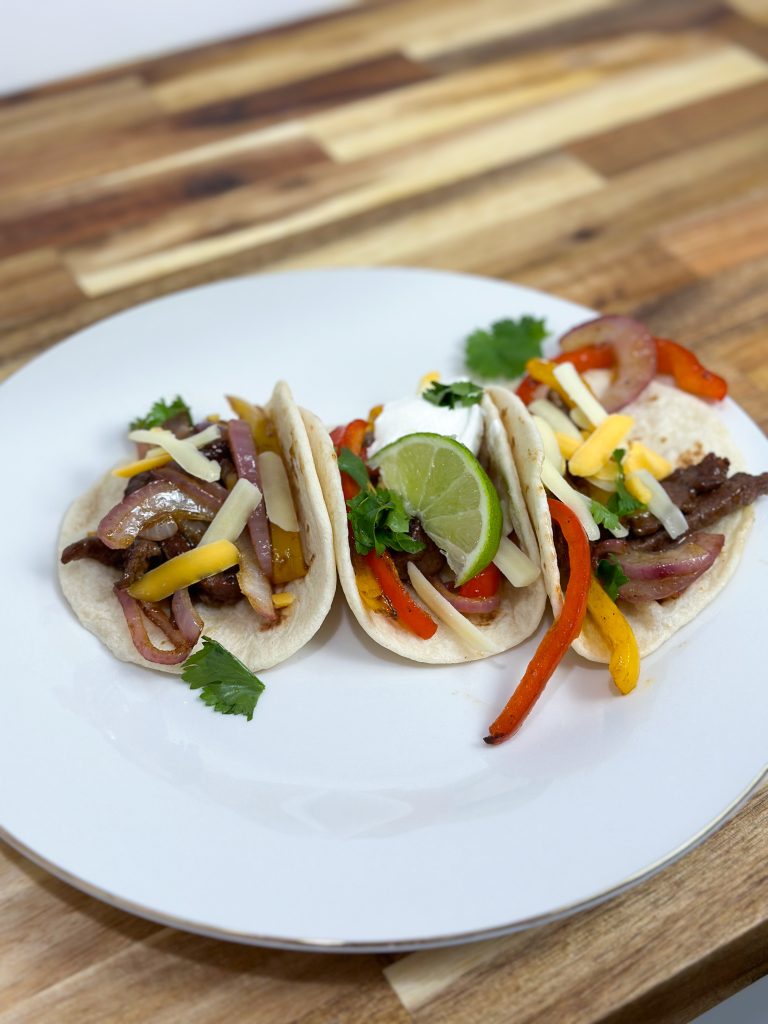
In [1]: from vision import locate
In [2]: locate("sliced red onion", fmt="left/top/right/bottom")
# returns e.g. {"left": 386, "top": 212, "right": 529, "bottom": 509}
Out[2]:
{"left": 171, "top": 588, "right": 204, "bottom": 644}
{"left": 154, "top": 467, "right": 228, "bottom": 505}
{"left": 114, "top": 587, "right": 193, "bottom": 665}
{"left": 559, "top": 316, "right": 657, "bottom": 411}
{"left": 228, "top": 418, "right": 273, "bottom": 578}
{"left": 613, "top": 532, "right": 723, "bottom": 581}
{"left": 429, "top": 577, "right": 501, "bottom": 615}
{"left": 98, "top": 479, "right": 221, "bottom": 550}
{"left": 236, "top": 537, "right": 276, "bottom": 622}
{"left": 618, "top": 562, "right": 712, "bottom": 603}
{"left": 139, "top": 517, "right": 179, "bottom": 542}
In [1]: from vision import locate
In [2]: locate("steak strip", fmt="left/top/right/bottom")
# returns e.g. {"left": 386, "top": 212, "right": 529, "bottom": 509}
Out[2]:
{"left": 390, "top": 520, "right": 448, "bottom": 582}
{"left": 626, "top": 454, "right": 730, "bottom": 536}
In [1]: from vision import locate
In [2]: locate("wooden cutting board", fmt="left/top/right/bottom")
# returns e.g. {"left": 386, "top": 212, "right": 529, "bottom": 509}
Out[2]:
{"left": 1, "top": 1, "right": 767, "bottom": 1021}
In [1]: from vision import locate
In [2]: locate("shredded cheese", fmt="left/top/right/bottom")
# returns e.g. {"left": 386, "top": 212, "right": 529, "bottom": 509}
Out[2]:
{"left": 541, "top": 459, "right": 600, "bottom": 541}
{"left": 630, "top": 469, "right": 688, "bottom": 539}
{"left": 199, "top": 478, "right": 262, "bottom": 546}
{"left": 406, "top": 562, "right": 499, "bottom": 654}
{"left": 127, "top": 427, "right": 220, "bottom": 482}
{"left": 556, "top": 432, "right": 582, "bottom": 459}
{"left": 552, "top": 363, "right": 608, "bottom": 427}
{"left": 532, "top": 414, "right": 565, "bottom": 474}
{"left": 568, "top": 414, "right": 634, "bottom": 478}
{"left": 144, "top": 423, "right": 220, "bottom": 460}
{"left": 528, "top": 398, "right": 582, "bottom": 439}
{"left": 272, "top": 593, "right": 295, "bottom": 608}
{"left": 493, "top": 536, "right": 540, "bottom": 587}
{"left": 418, "top": 370, "right": 441, "bottom": 392}
{"left": 258, "top": 451, "right": 299, "bottom": 532}
{"left": 127, "top": 540, "right": 239, "bottom": 602}
{"left": 624, "top": 441, "right": 672, "bottom": 481}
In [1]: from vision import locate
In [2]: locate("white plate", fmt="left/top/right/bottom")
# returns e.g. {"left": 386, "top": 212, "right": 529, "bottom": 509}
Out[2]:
{"left": 1, "top": 268, "right": 766, "bottom": 951}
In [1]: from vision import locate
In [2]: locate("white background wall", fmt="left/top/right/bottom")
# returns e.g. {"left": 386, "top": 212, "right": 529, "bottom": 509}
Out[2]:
{"left": 2, "top": 5, "right": 767, "bottom": 1017}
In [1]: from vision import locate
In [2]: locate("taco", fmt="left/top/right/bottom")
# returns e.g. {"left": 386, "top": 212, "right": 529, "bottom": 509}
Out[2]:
{"left": 58, "top": 382, "right": 336, "bottom": 673}
{"left": 304, "top": 379, "right": 547, "bottom": 663}
{"left": 502, "top": 317, "right": 768, "bottom": 664}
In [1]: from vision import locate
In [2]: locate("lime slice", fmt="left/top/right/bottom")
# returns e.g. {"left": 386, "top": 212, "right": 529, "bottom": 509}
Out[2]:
{"left": 369, "top": 432, "right": 502, "bottom": 586}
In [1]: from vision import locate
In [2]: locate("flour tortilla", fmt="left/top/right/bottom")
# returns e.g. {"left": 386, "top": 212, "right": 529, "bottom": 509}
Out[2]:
{"left": 58, "top": 382, "right": 336, "bottom": 673}
{"left": 304, "top": 394, "right": 546, "bottom": 663}
{"left": 495, "top": 376, "right": 754, "bottom": 661}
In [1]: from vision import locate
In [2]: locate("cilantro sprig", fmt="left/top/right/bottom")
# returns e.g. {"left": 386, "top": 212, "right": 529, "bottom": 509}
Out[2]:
{"left": 422, "top": 380, "right": 483, "bottom": 409}
{"left": 130, "top": 395, "right": 192, "bottom": 431}
{"left": 606, "top": 449, "right": 647, "bottom": 519}
{"left": 596, "top": 556, "right": 629, "bottom": 603}
{"left": 181, "top": 637, "right": 265, "bottom": 721}
{"left": 337, "top": 447, "right": 370, "bottom": 490}
{"left": 347, "top": 488, "right": 425, "bottom": 557}
{"left": 465, "top": 316, "right": 547, "bottom": 380}
{"left": 590, "top": 499, "right": 622, "bottom": 533}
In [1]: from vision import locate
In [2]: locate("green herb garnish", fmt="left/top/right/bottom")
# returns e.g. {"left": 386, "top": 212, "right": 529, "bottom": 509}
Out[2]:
{"left": 130, "top": 395, "right": 192, "bottom": 431}
{"left": 422, "top": 380, "right": 484, "bottom": 409}
{"left": 337, "top": 447, "right": 370, "bottom": 490}
{"left": 596, "top": 556, "right": 629, "bottom": 603}
{"left": 606, "top": 448, "right": 647, "bottom": 519}
{"left": 181, "top": 637, "right": 265, "bottom": 721}
{"left": 590, "top": 499, "right": 622, "bottom": 533}
{"left": 465, "top": 316, "right": 548, "bottom": 379}
{"left": 347, "top": 488, "right": 425, "bottom": 557}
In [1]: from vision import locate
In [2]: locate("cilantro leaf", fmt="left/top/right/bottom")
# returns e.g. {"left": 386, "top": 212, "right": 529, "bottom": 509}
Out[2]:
{"left": 346, "top": 488, "right": 425, "bottom": 557}
{"left": 465, "top": 316, "right": 547, "bottom": 380}
{"left": 423, "top": 380, "right": 484, "bottom": 409}
{"left": 596, "top": 556, "right": 629, "bottom": 602}
{"left": 181, "top": 636, "right": 265, "bottom": 722}
{"left": 130, "top": 395, "right": 192, "bottom": 431}
{"left": 337, "top": 447, "right": 370, "bottom": 490}
{"left": 590, "top": 499, "right": 622, "bottom": 533}
{"left": 606, "top": 448, "right": 647, "bottom": 519}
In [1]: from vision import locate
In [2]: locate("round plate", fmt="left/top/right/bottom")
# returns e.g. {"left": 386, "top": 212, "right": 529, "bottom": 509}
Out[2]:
{"left": 1, "top": 268, "right": 766, "bottom": 951}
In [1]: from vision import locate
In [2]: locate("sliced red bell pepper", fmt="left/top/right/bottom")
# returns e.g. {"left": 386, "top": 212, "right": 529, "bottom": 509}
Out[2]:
{"left": 458, "top": 562, "right": 501, "bottom": 599}
{"left": 484, "top": 498, "right": 590, "bottom": 744}
{"left": 516, "top": 345, "right": 613, "bottom": 404}
{"left": 654, "top": 337, "right": 727, "bottom": 401}
{"left": 334, "top": 418, "right": 370, "bottom": 500}
{"left": 365, "top": 550, "right": 437, "bottom": 639}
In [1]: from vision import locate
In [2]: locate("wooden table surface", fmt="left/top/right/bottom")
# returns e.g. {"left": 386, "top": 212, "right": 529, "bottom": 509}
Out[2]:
{"left": 2, "top": 1, "right": 767, "bottom": 1021}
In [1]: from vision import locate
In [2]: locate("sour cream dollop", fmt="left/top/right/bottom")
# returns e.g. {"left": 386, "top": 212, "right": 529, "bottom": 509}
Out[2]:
{"left": 367, "top": 395, "right": 484, "bottom": 458}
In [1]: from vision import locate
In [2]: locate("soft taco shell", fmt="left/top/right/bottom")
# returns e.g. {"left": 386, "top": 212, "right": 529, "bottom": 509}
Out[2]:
{"left": 58, "top": 381, "right": 336, "bottom": 673}
{"left": 493, "top": 378, "right": 754, "bottom": 662}
{"left": 303, "top": 394, "right": 546, "bottom": 664}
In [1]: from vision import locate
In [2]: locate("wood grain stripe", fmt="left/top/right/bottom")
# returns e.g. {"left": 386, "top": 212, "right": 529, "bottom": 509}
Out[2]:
{"left": 659, "top": 191, "right": 768, "bottom": 276}
{"left": 386, "top": 786, "right": 768, "bottom": 1023}
{"left": 313, "top": 40, "right": 768, "bottom": 162}
{"left": 150, "top": 0, "right": 619, "bottom": 111}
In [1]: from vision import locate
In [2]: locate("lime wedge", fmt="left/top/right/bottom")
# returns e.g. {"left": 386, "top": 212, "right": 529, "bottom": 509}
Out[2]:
{"left": 369, "top": 432, "right": 502, "bottom": 586}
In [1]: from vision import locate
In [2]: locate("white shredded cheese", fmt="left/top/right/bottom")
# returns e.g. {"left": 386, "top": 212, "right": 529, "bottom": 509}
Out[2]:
{"left": 528, "top": 398, "right": 582, "bottom": 440}
{"left": 552, "top": 363, "right": 608, "bottom": 428}
{"left": 493, "top": 536, "right": 540, "bottom": 588}
{"left": 406, "top": 562, "right": 500, "bottom": 655}
{"left": 540, "top": 459, "right": 600, "bottom": 541}
{"left": 532, "top": 414, "right": 565, "bottom": 474}
{"left": 199, "top": 478, "right": 262, "bottom": 546}
{"left": 630, "top": 469, "right": 688, "bottom": 539}
{"left": 128, "top": 427, "right": 221, "bottom": 482}
{"left": 258, "top": 451, "right": 299, "bottom": 532}
{"left": 144, "top": 423, "right": 220, "bottom": 459}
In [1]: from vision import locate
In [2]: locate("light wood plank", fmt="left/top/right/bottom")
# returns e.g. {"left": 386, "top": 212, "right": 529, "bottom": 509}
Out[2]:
{"left": 658, "top": 190, "right": 768, "bottom": 276}
{"left": 313, "top": 39, "right": 767, "bottom": 161}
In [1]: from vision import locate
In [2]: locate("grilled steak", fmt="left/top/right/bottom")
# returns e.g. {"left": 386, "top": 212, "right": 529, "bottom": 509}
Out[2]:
{"left": 390, "top": 520, "right": 447, "bottom": 582}
{"left": 627, "top": 454, "right": 730, "bottom": 537}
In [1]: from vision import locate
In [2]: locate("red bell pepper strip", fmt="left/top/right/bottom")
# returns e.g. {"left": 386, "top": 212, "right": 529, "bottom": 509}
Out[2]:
{"left": 484, "top": 499, "right": 590, "bottom": 744}
{"left": 654, "top": 337, "right": 727, "bottom": 401}
{"left": 458, "top": 562, "right": 501, "bottom": 599}
{"left": 365, "top": 550, "right": 438, "bottom": 639}
{"left": 333, "top": 418, "right": 369, "bottom": 500}
{"left": 516, "top": 345, "right": 613, "bottom": 404}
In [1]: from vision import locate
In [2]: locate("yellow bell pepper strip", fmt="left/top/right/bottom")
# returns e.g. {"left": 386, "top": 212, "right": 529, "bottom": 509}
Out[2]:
{"left": 352, "top": 551, "right": 389, "bottom": 614}
{"left": 127, "top": 539, "right": 239, "bottom": 602}
{"left": 485, "top": 498, "right": 590, "bottom": 744}
{"left": 227, "top": 395, "right": 306, "bottom": 583}
{"left": 586, "top": 576, "right": 639, "bottom": 694}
